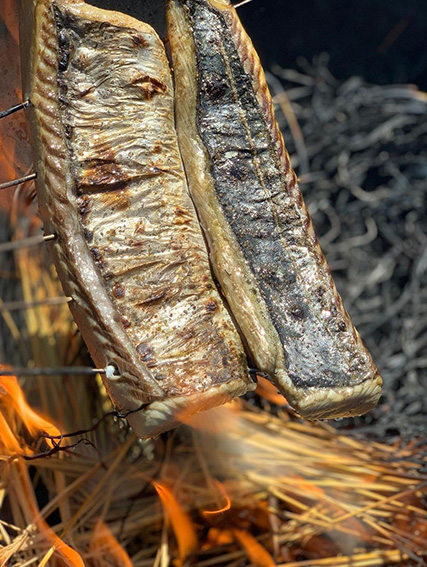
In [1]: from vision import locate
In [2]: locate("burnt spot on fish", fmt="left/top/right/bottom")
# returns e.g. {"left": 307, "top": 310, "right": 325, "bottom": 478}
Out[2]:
{"left": 90, "top": 247, "right": 104, "bottom": 263}
{"left": 77, "top": 196, "right": 91, "bottom": 220}
{"left": 112, "top": 285, "right": 125, "bottom": 299}
{"left": 83, "top": 227, "right": 93, "bottom": 242}
{"left": 131, "top": 33, "right": 147, "bottom": 47}
{"left": 136, "top": 342, "right": 156, "bottom": 363}
{"left": 130, "top": 73, "right": 167, "bottom": 99}
{"left": 78, "top": 159, "right": 130, "bottom": 191}
{"left": 175, "top": 206, "right": 188, "bottom": 216}
{"left": 180, "top": 327, "right": 196, "bottom": 340}
{"left": 56, "top": 26, "right": 73, "bottom": 72}
{"left": 90, "top": 247, "right": 108, "bottom": 271}
{"left": 289, "top": 304, "right": 306, "bottom": 321}
{"left": 205, "top": 299, "right": 218, "bottom": 313}
{"left": 97, "top": 189, "right": 131, "bottom": 211}
{"left": 174, "top": 205, "right": 193, "bottom": 224}
{"left": 315, "top": 286, "right": 326, "bottom": 298}
{"left": 137, "top": 287, "right": 170, "bottom": 307}
{"left": 64, "top": 123, "right": 73, "bottom": 140}
{"left": 201, "top": 71, "right": 229, "bottom": 100}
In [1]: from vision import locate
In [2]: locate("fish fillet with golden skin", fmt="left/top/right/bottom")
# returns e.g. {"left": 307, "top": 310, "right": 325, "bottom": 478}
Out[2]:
{"left": 20, "top": 0, "right": 254, "bottom": 437}
{"left": 167, "top": 0, "right": 382, "bottom": 419}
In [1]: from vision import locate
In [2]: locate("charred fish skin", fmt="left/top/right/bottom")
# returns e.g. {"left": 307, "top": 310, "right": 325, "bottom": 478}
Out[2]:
{"left": 20, "top": 0, "right": 253, "bottom": 437}
{"left": 167, "top": 0, "right": 382, "bottom": 419}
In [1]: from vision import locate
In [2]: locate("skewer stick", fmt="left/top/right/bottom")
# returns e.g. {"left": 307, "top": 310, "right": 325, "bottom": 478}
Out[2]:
{"left": 0, "top": 234, "right": 56, "bottom": 253}
{"left": 234, "top": 0, "right": 254, "bottom": 8}
{"left": 0, "top": 366, "right": 106, "bottom": 376}
{"left": 0, "top": 172, "right": 37, "bottom": 190}
{"left": 0, "top": 100, "right": 30, "bottom": 119}
{"left": 0, "top": 296, "right": 72, "bottom": 311}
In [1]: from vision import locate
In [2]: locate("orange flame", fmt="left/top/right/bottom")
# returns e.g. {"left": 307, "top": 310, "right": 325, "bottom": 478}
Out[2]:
{"left": 0, "top": 369, "right": 61, "bottom": 450}
{"left": 38, "top": 528, "right": 86, "bottom": 567}
{"left": 256, "top": 376, "right": 288, "bottom": 407}
{"left": 178, "top": 400, "right": 241, "bottom": 433}
{"left": 90, "top": 519, "right": 134, "bottom": 567}
{"left": 0, "top": 410, "right": 23, "bottom": 453}
{"left": 206, "top": 528, "right": 234, "bottom": 546}
{"left": 233, "top": 529, "right": 275, "bottom": 567}
{"left": 0, "top": 369, "right": 85, "bottom": 565}
{"left": 203, "top": 480, "right": 231, "bottom": 516}
{"left": 154, "top": 481, "right": 198, "bottom": 562}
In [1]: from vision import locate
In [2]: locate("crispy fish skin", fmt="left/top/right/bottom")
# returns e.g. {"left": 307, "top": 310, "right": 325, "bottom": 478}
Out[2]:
{"left": 167, "top": 0, "right": 382, "bottom": 419}
{"left": 20, "top": 0, "right": 253, "bottom": 437}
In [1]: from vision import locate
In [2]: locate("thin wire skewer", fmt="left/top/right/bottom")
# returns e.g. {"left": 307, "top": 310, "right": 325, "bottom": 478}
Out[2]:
{"left": 0, "top": 100, "right": 30, "bottom": 119}
{"left": 0, "top": 296, "right": 72, "bottom": 311}
{"left": 0, "top": 233, "right": 56, "bottom": 253}
{"left": 0, "top": 366, "right": 106, "bottom": 376}
{"left": 234, "top": 0, "right": 254, "bottom": 8}
{"left": 0, "top": 172, "right": 37, "bottom": 191}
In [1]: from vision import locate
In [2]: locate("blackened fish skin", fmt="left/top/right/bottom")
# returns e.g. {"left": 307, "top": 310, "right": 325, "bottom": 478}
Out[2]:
{"left": 20, "top": 0, "right": 253, "bottom": 438}
{"left": 167, "top": 0, "right": 382, "bottom": 419}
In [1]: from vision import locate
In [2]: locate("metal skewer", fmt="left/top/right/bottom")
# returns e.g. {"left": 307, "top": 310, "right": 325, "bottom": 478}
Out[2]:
{"left": 0, "top": 233, "right": 56, "bottom": 253}
{"left": 0, "top": 172, "right": 37, "bottom": 191}
{"left": 0, "top": 296, "right": 73, "bottom": 312}
{"left": 234, "top": 0, "right": 254, "bottom": 8}
{"left": 0, "top": 100, "right": 31, "bottom": 120}
{"left": 0, "top": 367, "right": 106, "bottom": 376}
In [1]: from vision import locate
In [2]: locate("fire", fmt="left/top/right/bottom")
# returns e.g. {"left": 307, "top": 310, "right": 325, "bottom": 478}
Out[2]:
{"left": 233, "top": 529, "right": 275, "bottom": 567}
{"left": 202, "top": 480, "right": 231, "bottom": 516}
{"left": 0, "top": 410, "right": 23, "bottom": 453}
{"left": 177, "top": 399, "right": 241, "bottom": 434}
{"left": 0, "top": 368, "right": 61, "bottom": 451}
{"left": 255, "top": 376, "right": 288, "bottom": 407}
{"left": 154, "top": 481, "right": 198, "bottom": 563}
{"left": 37, "top": 529, "right": 85, "bottom": 567}
{"left": 90, "top": 518, "right": 134, "bottom": 567}
{"left": 0, "top": 368, "right": 88, "bottom": 566}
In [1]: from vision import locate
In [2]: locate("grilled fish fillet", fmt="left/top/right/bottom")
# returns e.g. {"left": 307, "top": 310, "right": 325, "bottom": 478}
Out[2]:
{"left": 20, "top": 0, "right": 253, "bottom": 437}
{"left": 167, "top": 0, "right": 382, "bottom": 419}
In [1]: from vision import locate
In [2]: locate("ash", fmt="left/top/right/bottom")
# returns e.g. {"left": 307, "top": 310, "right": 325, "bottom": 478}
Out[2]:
{"left": 267, "top": 54, "right": 427, "bottom": 440}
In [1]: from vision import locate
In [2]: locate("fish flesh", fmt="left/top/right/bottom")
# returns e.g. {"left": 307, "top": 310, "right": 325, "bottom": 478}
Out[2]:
{"left": 20, "top": 0, "right": 253, "bottom": 437}
{"left": 167, "top": 0, "right": 382, "bottom": 419}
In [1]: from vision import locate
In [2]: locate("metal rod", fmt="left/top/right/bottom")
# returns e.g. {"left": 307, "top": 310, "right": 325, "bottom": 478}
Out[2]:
{"left": 0, "top": 100, "right": 30, "bottom": 120}
{"left": 0, "top": 234, "right": 56, "bottom": 253}
{"left": 0, "top": 172, "right": 37, "bottom": 191}
{"left": 0, "top": 367, "right": 106, "bottom": 376}
{"left": 0, "top": 296, "right": 72, "bottom": 312}
{"left": 234, "top": 0, "right": 254, "bottom": 8}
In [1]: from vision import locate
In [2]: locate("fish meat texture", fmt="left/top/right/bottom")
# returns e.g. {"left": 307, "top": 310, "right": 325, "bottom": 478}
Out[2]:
{"left": 20, "top": 0, "right": 254, "bottom": 437}
{"left": 167, "top": 0, "right": 382, "bottom": 419}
